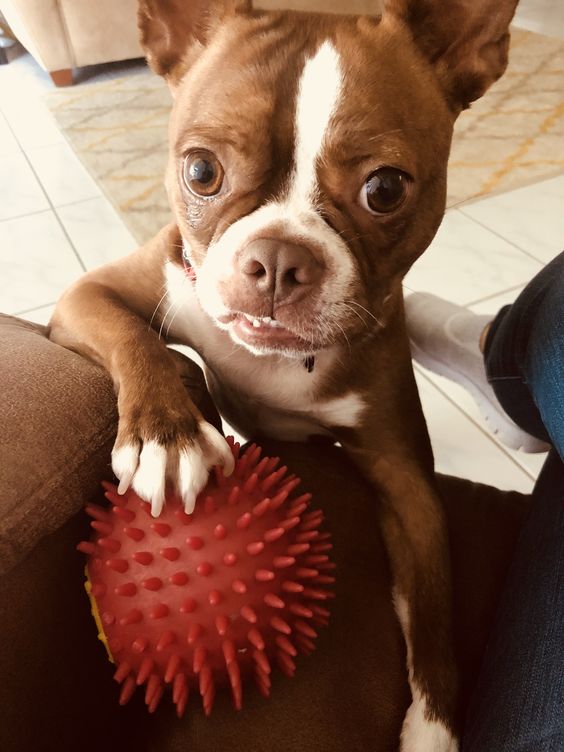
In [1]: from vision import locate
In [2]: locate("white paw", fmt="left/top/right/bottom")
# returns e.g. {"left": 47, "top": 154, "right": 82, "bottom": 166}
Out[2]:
{"left": 400, "top": 691, "right": 458, "bottom": 752}
{"left": 111, "top": 421, "right": 234, "bottom": 516}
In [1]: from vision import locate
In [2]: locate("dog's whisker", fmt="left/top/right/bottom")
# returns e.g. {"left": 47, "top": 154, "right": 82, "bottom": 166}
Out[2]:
{"left": 341, "top": 301, "right": 368, "bottom": 329}
{"left": 345, "top": 299, "right": 385, "bottom": 329}
{"left": 164, "top": 272, "right": 193, "bottom": 338}
{"left": 158, "top": 300, "right": 178, "bottom": 341}
{"left": 334, "top": 320, "right": 352, "bottom": 355}
{"left": 148, "top": 288, "right": 171, "bottom": 333}
{"left": 332, "top": 226, "right": 374, "bottom": 245}
{"left": 445, "top": 196, "right": 475, "bottom": 211}
{"left": 165, "top": 300, "right": 184, "bottom": 338}
{"left": 217, "top": 342, "right": 240, "bottom": 364}
{"left": 367, "top": 128, "right": 405, "bottom": 142}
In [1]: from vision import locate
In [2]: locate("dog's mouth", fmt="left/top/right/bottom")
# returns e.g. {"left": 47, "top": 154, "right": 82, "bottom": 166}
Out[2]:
{"left": 217, "top": 312, "right": 313, "bottom": 353}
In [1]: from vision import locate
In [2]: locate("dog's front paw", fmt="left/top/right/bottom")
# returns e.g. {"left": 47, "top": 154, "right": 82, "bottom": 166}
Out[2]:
{"left": 111, "top": 403, "right": 234, "bottom": 517}
{"left": 400, "top": 693, "right": 458, "bottom": 752}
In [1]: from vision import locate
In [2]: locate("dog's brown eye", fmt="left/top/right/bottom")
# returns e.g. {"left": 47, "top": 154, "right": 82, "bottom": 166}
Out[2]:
{"left": 183, "top": 151, "right": 224, "bottom": 197}
{"left": 360, "top": 167, "right": 411, "bottom": 215}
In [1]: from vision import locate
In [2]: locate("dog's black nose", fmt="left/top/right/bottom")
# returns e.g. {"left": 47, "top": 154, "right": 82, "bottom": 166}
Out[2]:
{"left": 237, "top": 238, "right": 323, "bottom": 304}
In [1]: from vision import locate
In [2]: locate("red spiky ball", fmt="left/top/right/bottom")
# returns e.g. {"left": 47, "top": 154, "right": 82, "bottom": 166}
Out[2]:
{"left": 78, "top": 438, "right": 334, "bottom": 718}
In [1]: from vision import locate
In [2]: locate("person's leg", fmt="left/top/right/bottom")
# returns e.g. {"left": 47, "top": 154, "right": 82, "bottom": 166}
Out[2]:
{"left": 462, "top": 450, "right": 564, "bottom": 751}
{"left": 482, "top": 250, "right": 564, "bottom": 459}
{"left": 406, "top": 251, "right": 564, "bottom": 751}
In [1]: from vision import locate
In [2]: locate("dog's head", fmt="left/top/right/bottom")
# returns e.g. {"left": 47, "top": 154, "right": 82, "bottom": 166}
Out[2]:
{"left": 139, "top": 0, "right": 517, "bottom": 358}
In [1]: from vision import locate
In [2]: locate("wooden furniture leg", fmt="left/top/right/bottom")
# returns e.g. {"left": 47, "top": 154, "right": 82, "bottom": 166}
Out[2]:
{"left": 49, "top": 68, "right": 73, "bottom": 86}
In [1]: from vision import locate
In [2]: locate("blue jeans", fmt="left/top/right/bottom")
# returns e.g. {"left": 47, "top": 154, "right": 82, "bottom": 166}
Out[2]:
{"left": 463, "top": 251, "right": 564, "bottom": 751}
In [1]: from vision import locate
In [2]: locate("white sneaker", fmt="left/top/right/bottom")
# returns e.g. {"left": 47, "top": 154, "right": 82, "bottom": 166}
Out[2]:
{"left": 405, "top": 293, "right": 550, "bottom": 454}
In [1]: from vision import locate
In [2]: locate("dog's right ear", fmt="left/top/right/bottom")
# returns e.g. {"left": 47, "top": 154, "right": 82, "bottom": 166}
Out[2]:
{"left": 138, "top": 0, "right": 252, "bottom": 84}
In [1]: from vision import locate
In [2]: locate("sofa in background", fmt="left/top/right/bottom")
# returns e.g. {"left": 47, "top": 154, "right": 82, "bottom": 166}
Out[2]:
{"left": 0, "top": 0, "right": 143, "bottom": 85}
{"left": 0, "top": 0, "right": 381, "bottom": 85}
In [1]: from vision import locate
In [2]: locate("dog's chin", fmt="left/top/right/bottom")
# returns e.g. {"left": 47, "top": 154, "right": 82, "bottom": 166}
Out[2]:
{"left": 215, "top": 312, "right": 319, "bottom": 358}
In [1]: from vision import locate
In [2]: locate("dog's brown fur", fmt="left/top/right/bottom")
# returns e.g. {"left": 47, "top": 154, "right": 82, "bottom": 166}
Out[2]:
{"left": 50, "top": 1, "right": 519, "bottom": 747}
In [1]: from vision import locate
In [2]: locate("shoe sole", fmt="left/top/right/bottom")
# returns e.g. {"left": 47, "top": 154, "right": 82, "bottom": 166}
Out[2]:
{"left": 410, "top": 340, "right": 550, "bottom": 454}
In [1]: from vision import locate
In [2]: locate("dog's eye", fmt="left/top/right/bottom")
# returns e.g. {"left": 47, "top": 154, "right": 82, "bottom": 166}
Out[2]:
{"left": 360, "top": 167, "right": 411, "bottom": 215}
{"left": 183, "top": 151, "right": 224, "bottom": 197}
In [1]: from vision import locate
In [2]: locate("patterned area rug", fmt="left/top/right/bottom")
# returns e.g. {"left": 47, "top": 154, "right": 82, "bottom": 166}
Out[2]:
{"left": 45, "top": 28, "right": 564, "bottom": 244}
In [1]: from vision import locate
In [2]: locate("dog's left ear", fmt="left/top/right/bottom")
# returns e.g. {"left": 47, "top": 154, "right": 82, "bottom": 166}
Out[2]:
{"left": 138, "top": 0, "right": 252, "bottom": 85}
{"left": 383, "top": 0, "right": 519, "bottom": 110}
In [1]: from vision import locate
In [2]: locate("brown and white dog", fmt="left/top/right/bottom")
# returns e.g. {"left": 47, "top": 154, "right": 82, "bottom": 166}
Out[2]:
{"left": 50, "top": 0, "right": 518, "bottom": 748}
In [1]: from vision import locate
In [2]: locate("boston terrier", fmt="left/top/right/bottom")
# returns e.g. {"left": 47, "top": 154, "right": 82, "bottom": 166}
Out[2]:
{"left": 50, "top": 1, "right": 519, "bottom": 747}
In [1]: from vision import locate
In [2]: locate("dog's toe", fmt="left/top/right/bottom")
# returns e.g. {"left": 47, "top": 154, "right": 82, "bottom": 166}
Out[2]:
{"left": 199, "top": 421, "right": 235, "bottom": 477}
{"left": 111, "top": 419, "right": 233, "bottom": 516}
{"left": 132, "top": 440, "right": 168, "bottom": 517}
{"left": 112, "top": 442, "right": 140, "bottom": 495}
{"left": 178, "top": 441, "right": 209, "bottom": 514}
{"left": 178, "top": 421, "right": 233, "bottom": 513}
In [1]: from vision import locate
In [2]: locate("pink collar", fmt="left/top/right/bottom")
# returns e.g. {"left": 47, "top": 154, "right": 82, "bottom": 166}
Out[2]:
{"left": 183, "top": 259, "right": 196, "bottom": 282}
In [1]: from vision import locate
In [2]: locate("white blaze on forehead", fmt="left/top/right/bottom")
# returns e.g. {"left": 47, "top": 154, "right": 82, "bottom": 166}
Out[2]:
{"left": 185, "top": 41, "right": 356, "bottom": 340}
{"left": 290, "top": 40, "right": 343, "bottom": 205}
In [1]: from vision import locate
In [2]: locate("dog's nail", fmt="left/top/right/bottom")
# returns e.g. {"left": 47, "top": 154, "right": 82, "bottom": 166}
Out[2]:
{"left": 219, "top": 448, "right": 235, "bottom": 477}
{"left": 183, "top": 494, "right": 197, "bottom": 515}
{"left": 117, "top": 474, "right": 132, "bottom": 495}
{"left": 222, "top": 453, "right": 235, "bottom": 477}
{"left": 178, "top": 444, "right": 207, "bottom": 513}
{"left": 199, "top": 422, "right": 234, "bottom": 475}
{"left": 151, "top": 493, "right": 165, "bottom": 518}
{"left": 112, "top": 444, "right": 139, "bottom": 493}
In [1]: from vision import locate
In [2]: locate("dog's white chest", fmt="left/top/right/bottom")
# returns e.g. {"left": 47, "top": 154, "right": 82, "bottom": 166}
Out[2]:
{"left": 164, "top": 265, "right": 364, "bottom": 440}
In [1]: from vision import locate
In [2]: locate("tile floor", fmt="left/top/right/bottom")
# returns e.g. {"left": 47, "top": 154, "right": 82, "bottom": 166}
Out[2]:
{"left": 1, "top": 1, "right": 563, "bottom": 495}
